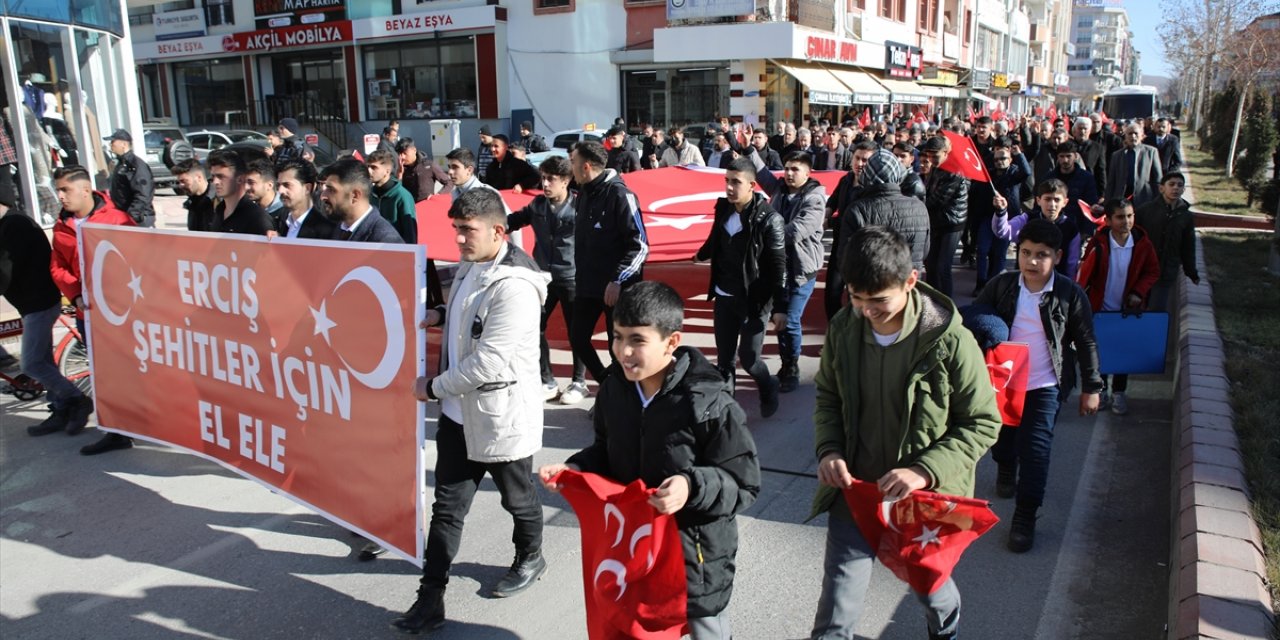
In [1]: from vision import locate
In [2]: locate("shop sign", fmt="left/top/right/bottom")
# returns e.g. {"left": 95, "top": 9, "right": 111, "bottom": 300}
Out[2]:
{"left": 353, "top": 5, "right": 498, "bottom": 39}
{"left": 154, "top": 8, "right": 207, "bottom": 41}
{"left": 805, "top": 35, "right": 858, "bottom": 64}
{"left": 885, "top": 41, "right": 923, "bottom": 79}
{"left": 992, "top": 72, "right": 1009, "bottom": 89}
{"left": 920, "top": 67, "right": 959, "bottom": 86}
{"left": 667, "top": 0, "right": 755, "bottom": 21}
{"left": 223, "top": 20, "right": 353, "bottom": 52}
{"left": 970, "top": 69, "right": 992, "bottom": 90}
{"left": 1008, "top": 80, "right": 1023, "bottom": 92}
{"left": 134, "top": 34, "right": 227, "bottom": 61}
{"left": 254, "top": 0, "right": 347, "bottom": 30}
{"left": 807, "top": 89, "right": 853, "bottom": 106}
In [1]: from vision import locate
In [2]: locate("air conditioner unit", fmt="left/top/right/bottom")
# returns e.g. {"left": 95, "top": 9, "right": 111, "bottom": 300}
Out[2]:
{"left": 845, "top": 13, "right": 863, "bottom": 40}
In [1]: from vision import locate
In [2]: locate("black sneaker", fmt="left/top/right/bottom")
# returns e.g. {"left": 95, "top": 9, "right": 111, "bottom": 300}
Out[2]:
{"left": 79, "top": 433, "right": 133, "bottom": 456}
{"left": 28, "top": 405, "right": 69, "bottom": 436}
{"left": 64, "top": 396, "right": 94, "bottom": 435}
{"left": 490, "top": 550, "right": 547, "bottom": 598}
{"left": 358, "top": 541, "right": 387, "bottom": 561}
{"left": 1007, "top": 504, "right": 1038, "bottom": 553}
{"left": 778, "top": 360, "right": 799, "bottom": 393}
{"left": 391, "top": 586, "right": 446, "bottom": 634}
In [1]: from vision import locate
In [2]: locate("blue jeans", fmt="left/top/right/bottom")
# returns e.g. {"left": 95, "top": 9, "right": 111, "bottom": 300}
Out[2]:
{"left": 778, "top": 276, "right": 817, "bottom": 362}
{"left": 20, "top": 305, "right": 83, "bottom": 408}
{"left": 812, "top": 498, "right": 961, "bottom": 639}
{"left": 974, "top": 217, "right": 1009, "bottom": 285}
{"left": 990, "top": 387, "right": 1062, "bottom": 508}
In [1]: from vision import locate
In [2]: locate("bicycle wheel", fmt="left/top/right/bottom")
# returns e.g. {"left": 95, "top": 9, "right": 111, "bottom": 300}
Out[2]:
{"left": 58, "top": 337, "right": 92, "bottom": 397}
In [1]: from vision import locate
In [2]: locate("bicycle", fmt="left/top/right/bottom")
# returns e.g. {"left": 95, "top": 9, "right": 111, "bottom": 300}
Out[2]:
{"left": 0, "top": 307, "right": 92, "bottom": 401}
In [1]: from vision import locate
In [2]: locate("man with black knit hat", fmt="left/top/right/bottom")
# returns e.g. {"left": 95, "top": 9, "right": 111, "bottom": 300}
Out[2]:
{"left": 518, "top": 121, "right": 549, "bottom": 153}
{"left": 274, "top": 117, "right": 313, "bottom": 170}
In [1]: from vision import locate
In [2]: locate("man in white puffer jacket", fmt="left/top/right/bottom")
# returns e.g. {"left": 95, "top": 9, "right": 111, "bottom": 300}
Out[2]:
{"left": 396, "top": 188, "right": 551, "bottom": 635}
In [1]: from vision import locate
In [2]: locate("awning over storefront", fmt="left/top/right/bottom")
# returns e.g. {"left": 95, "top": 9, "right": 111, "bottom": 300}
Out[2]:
{"left": 774, "top": 61, "right": 853, "bottom": 106}
{"left": 969, "top": 90, "right": 1000, "bottom": 105}
{"left": 915, "top": 85, "right": 963, "bottom": 100}
{"left": 875, "top": 77, "right": 930, "bottom": 105}
{"left": 826, "top": 68, "right": 890, "bottom": 104}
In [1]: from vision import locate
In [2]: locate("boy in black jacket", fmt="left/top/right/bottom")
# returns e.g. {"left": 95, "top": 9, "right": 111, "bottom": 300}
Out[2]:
{"left": 540, "top": 282, "right": 761, "bottom": 640}
{"left": 693, "top": 157, "right": 787, "bottom": 417}
{"left": 974, "top": 218, "right": 1102, "bottom": 552}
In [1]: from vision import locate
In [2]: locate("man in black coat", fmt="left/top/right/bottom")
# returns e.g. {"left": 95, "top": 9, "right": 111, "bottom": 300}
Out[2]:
{"left": 920, "top": 136, "right": 969, "bottom": 298}
{"left": 1144, "top": 118, "right": 1183, "bottom": 174}
{"left": 838, "top": 149, "right": 931, "bottom": 272}
{"left": 319, "top": 158, "right": 404, "bottom": 243}
{"left": 104, "top": 129, "right": 154, "bottom": 227}
{"left": 275, "top": 160, "right": 337, "bottom": 240}
{"left": 484, "top": 135, "right": 540, "bottom": 191}
{"left": 207, "top": 149, "right": 273, "bottom": 236}
{"left": 1072, "top": 117, "right": 1108, "bottom": 199}
{"left": 173, "top": 158, "right": 217, "bottom": 232}
{"left": 748, "top": 129, "right": 783, "bottom": 170}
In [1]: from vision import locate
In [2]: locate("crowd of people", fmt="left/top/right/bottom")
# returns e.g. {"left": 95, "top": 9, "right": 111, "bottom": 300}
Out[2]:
{"left": 0, "top": 107, "right": 1204, "bottom": 640}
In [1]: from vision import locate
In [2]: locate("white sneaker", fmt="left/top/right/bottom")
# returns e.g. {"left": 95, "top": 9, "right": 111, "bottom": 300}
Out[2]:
{"left": 559, "top": 381, "right": 589, "bottom": 405}
{"left": 1111, "top": 392, "right": 1129, "bottom": 416}
{"left": 542, "top": 381, "right": 559, "bottom": 401}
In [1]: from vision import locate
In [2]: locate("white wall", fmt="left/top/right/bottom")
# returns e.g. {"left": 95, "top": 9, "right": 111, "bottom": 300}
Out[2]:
{"left": 502, "top": 0, "right": 628, "bottom": 133}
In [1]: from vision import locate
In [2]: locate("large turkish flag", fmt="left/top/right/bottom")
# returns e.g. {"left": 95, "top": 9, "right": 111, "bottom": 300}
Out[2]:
{"left": 415, "top": 168, "right": 847, "bottom": 263}
{"left": 554, "top": 470, "right": 689, "bottom": 640}
{"left": 843, "top": 480, "right": 999, "bottom": 595}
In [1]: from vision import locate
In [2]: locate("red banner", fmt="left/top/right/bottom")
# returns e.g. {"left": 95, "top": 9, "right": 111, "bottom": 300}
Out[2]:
{"left": 80, "top": 225, "right": 427, "bottom": 564}
{"left": 416, "top": 168, "right": 847, "bottom": 263}
{"left": 555, "top": 470, "right": 688, "bottom": 640}
{"left": 843, "top": 480, "right": 999, "bottom": 595}
{"left": 985, "top": 342, "right": 1030, "bottom": 426}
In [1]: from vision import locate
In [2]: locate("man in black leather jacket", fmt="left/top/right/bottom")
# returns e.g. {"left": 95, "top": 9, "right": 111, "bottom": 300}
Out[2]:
{"left": 920, "top": 136, "right": 968, "bottom": 298}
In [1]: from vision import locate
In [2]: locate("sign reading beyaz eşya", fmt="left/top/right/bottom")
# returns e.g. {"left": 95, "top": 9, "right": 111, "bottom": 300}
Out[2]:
{"left": 80, "top": 225, "right": 427, "bottom": 565}
{"left": 254, "top": 0, "right": 346, "bottom": 30}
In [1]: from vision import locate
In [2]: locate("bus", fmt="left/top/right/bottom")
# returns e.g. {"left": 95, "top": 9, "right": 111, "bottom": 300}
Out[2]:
{"left": 1098, "top": 85, "right": 1159, "bottom": 120}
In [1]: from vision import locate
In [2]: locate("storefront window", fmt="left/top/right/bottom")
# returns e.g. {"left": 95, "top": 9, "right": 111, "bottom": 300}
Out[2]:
{"left": 623, "top": 68, "right": 728, "bottom": 130}
{"left": 173, "top": 59, "right": 247, "bottom": 127}
{"left": 8, "top": 21, "right": 74, "bottom": 223}
{"left": 4, "top": 0, "right": 71, "bottom": 23}
{"left": 763, "top": 64, "right": 802, "bottom": 127}
{"left": 71, "top": 0, "right": 124, "bottom": 35}
{"left": 363, "top": 37, "right": 478, "bottom": 119}
{"left": 75, "top": 29, "right": 122, "bottom": 186}
{"left": 349, "top": 0, "right": 394, "bottom": 19}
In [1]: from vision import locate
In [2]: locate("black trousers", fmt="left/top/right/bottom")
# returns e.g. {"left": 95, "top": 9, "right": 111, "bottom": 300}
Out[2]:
{"left": 569, "top": 296, "right": 615, "bottom": 383}
{"left": 420, "top": 416, "right": 543, "bottom": 590}
{"left": 712, "top": 296, "right": 771, "bottom": 387}
{"left": 924, "top": 227, "right": 963, "bottom": 298}
{"left": 541, "top": 282, "right": 585, "bottom": 384}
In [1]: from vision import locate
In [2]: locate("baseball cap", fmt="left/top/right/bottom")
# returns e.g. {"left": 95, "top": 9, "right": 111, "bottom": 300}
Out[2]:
{"left": 104, "top": 129, "right": 132, "bottom": 143}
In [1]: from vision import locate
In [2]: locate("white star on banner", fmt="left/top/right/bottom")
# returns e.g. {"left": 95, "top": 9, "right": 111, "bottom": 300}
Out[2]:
{"left": 310, "top": 300, "right": 337, "bottom": 345}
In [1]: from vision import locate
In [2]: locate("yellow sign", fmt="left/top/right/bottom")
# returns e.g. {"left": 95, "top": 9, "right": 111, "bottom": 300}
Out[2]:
{"left": 993, "top": 73, "right": 1009, "bottom": 88}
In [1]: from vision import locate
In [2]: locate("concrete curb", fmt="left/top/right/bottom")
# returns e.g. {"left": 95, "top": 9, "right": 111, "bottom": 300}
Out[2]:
{"left": 1169, "top": 234, "right": 1276, "bottom": 640}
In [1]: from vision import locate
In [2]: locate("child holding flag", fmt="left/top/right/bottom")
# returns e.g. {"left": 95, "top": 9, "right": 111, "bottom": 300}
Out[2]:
{"left": 810, "top": 226, "right": 1000, "bottom": 640}
{"left": 539, "top": 281, "right": 761, "bottom": 640}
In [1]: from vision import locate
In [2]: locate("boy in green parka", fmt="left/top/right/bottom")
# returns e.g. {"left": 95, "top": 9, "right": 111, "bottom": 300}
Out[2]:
{"left": 809, "top": 226, "right": 1000, "bottom": 640}
{"left": 367, "top": 148, "right": 418, "bottom": 244}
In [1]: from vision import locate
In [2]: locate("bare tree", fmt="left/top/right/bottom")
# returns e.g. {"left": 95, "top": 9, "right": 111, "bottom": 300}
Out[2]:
{"left": 1220, "top": 19, "right": 1280, "bottom": 177}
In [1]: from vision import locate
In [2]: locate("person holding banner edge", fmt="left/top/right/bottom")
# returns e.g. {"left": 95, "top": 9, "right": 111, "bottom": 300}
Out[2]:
{"left": 399, "top": 188, "right": 550, "bottom": 634}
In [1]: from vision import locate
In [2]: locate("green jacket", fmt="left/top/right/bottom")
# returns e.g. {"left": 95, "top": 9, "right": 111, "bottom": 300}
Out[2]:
{"left": 371, "top": 177, "right": 418, "bottom": 244}
{"left": 810, "top": 283, "right": 1001, "bottom": 519}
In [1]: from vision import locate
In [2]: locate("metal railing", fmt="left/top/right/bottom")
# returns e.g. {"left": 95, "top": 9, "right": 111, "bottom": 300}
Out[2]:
{"left": 250, "top": 96, "right": 352, "bottom": 151}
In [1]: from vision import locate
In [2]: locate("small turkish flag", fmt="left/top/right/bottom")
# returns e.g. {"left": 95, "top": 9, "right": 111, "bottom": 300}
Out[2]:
{"left": 843, "top": 480, "right": 1000, "bottom": 595}
{"left": 555, "top": 470, "right": 689, "bottom": 640}
{"left": 938, "top": 130, "right": 992, "bottom": 183}
{"left": 985, "top": 342, "right": 1030, "bottom": 425}
{"left": 1078, "top": 199, "right": 1106, "bottom": 229}
{"left": 858, "top": 108, "right": 871, "bottom": 129}
{"left": 1047, "top": 104, "right": 1058, "bottom": 124}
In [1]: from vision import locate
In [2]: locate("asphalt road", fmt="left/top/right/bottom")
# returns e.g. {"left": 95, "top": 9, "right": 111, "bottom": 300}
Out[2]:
{"left": 1, "top": 217, "right": 1173, "bottom": 640}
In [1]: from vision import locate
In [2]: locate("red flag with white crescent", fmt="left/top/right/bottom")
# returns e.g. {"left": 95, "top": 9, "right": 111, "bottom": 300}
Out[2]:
{"left": 842, "top": 480, "right": 1000, "bottom": 595}
{"left": 938, "top": 130, "right": 992, "bottom": 183}
{"left": 985, "top": 342, "right": 1030, "bottom": 425}
{"left": 555, "top": 470, "right": 688, "bottom": 640}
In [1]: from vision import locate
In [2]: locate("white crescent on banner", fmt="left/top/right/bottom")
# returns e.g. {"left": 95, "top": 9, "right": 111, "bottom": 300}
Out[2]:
{"left": 629, "top": 523, "right": 655, "bottom": 570}
{"left": 604, "top": 503, "right": 625, "bottom": 548}
{"left": 331, "top": 266, "right": 404, "bottom": 389}
{"left": 881, "top": 499, "right": 902, "bottom": 533}
{"left": 89, "top": 240, "right": 133, "bottom": 327}
{"left": 594, "top": 559, "right": 628, "bottom": 601}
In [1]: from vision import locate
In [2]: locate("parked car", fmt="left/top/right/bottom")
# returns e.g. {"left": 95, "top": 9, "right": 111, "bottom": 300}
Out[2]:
{"left": 141, "top": 122, "right": 194, "bottom": 194}
{"left": 186, "top": 129, "right": 270, "bottom": 160}
{"left": 524, "top": 128, "right": 605, "bottom": 166}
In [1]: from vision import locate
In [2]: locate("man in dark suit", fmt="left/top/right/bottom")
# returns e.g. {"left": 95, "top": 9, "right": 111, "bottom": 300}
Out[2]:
{"left": 811, "top": 131, "right": 850, "bottom": 171}
{"left": 1105, "top": 122, "right": 1163, "bottom": 208}
{"left": 274, "top": 160, "right": 336, "bottom": 239}
{"left": 1144, "top": 118, "right": 1183, "bottom": 174}
{"left": 748, "top": 129, "right": 784, "bottom": 170}
{"left": 1071, "top": 117, "right": 1108, "bottom": 201}
{"left": 318, "top": 158, "right": 404, "bottom": 243}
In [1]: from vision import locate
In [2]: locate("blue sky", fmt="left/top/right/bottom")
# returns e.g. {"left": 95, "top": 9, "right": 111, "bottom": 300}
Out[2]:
{"left": 1123, "top": 0, "right": 1169, "bottom": 77}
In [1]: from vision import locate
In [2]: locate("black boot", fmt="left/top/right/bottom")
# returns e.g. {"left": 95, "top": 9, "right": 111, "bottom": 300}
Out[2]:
{"left": 760, "top": 375, "right": 780, "bottom": 418}
{"left": 1007, "top": 504, "right": 1038, "bottom": 553}
{"left": 27, "top": 404, "right": 69, "bottom": 436}
{"left": 64, "top": 396, "right": 94, "bottom": 435}
{"left": 778, "top": 359, "right": 800, "bottom": 393}
{"left": 391, "top": 586, "right": 446, "bottom": 634}
{"left": 995, "top": 464, "right": 1016, "bottom": 499}
{"left": 80, "top": 432, "right": 133, "bottom": 456}
{"left": 718, "top": 366, "right": 736, "bottom": 395}
{"left": 491, "top": 550, "right": 547, "bottom": 598}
